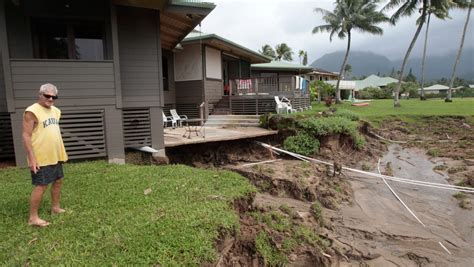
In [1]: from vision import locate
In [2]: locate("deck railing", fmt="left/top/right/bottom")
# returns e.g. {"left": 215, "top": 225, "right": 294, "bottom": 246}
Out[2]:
{"left": 227, "top": 75, "right": 311, "bottom": 115}
{"left": 229, "top": 75, "right": 309, "bottom": 98}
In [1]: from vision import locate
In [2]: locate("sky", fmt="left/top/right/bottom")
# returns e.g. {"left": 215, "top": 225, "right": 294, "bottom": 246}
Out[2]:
{"left": 198, "top": 0, "right": 474, "bottom": 63}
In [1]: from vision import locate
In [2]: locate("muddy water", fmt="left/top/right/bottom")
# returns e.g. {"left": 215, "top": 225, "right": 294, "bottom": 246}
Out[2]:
{"left": 333, "top": 144, "right": 474, "bottom": 266}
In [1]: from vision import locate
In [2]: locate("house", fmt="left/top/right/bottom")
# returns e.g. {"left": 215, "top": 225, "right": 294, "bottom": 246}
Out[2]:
{"left": 355, "top": 75, "right": 398, "bottom": 91}
{"left": 417, "top": 84, "right": 451, "bottom": 94}
{"left": 0, "top": 0, "right": 216, "bottom": 166}
{"left": 170, "top": 30, "right": 269, "bottom": 116}
{"left": 249, "top": 61, "right": 313, "bottom": 112}
{"left": 304, "top": 67, "right": 339, "bottom": 82}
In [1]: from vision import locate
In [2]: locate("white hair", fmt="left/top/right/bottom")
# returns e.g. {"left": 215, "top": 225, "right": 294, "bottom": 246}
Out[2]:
{"left": 39, "top": 83, "right": 58, "bottom": 94}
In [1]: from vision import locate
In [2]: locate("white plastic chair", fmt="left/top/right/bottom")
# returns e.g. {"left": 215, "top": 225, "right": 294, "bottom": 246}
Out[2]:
{"left": 170, "top": 109, "right": 188, "bottom": 127}
{"left": 274, "top": 96, "right": 296, "bottom": 114}
{"left": 162, "top": 111, "right": 176, "bottom": 128}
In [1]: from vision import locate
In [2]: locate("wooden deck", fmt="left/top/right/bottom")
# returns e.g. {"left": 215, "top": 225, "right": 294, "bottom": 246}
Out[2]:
{"left": 164, "top": 126, "right": 277, "bottom": 147}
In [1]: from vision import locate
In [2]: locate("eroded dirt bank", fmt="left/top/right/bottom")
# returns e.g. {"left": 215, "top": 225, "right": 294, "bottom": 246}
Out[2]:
{"left": 166, "top": 117, "right": 473, "bottom": 266}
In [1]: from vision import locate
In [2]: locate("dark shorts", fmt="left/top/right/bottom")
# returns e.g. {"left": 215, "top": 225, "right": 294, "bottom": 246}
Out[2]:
{"left": 31, "top": 163, "right": 64, "bottom": 185}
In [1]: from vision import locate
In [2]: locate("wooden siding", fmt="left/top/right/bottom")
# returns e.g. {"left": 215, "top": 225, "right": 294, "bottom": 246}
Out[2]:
{"left": 0, "top": 112, "right": 14, "bottom": 158}
{"left": 176, "top": 103, "right": 200, "bottom": 119}
{"left": 204, "top": 79, "right": 222, "bottom": 105}
{"left": 175, "top": 80, "right": 202, "bottom": 104}
{"left": 122, "top": 108, "right": 152, "bottom": 148}
{"left": 0, "top": 53, "right": 6, "bottom": 112}
{"left": 10, "top": 60, "right": 116, "bottom": 108}
{"left": 117, "top": 6, "right": 161, "bottom": 108}
{"left": 163, "top": 50, "right": 176, "bottom": 105}
{"left": 60, "top": 109, "right": 107, "bottom": 160}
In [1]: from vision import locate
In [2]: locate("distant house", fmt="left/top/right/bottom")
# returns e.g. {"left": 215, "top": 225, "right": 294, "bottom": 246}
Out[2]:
{"left": 171, "top": 30, "right": 269, "bottom": 116}
{"left": 417, "top": 84, "right": 451, "bottom": 94}
{"left": 304, "top": 67, "right": 339, "bottom": 82}
{"left": 251, "top": 61, "right": 313, "bottom": 77}
{"left": 0, "top": 0, "right": 216, "bottom": 166}
{"left": 355, "top": 75, "right": 398, "bottom": 91}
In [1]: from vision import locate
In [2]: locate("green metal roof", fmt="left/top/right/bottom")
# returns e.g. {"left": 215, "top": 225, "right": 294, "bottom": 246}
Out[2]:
{"left": 251, "top": 61, "right": 313, "bottom": 71}
{"left": 182, "top": 32, "right": 270, "bottom": 63}
{"left": 355, "top": 75, "right": 398, "bottom": 90}
{"left": 417, "top": 84, "right": 450, "bottom": 91}
{"left": 170, "top": 0, "right": 216, "bottom": 9}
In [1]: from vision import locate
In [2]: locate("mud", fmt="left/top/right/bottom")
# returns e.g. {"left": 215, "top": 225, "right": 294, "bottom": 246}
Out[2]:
{"left": 329, "top": 144, "right": 474, "bottom": 266}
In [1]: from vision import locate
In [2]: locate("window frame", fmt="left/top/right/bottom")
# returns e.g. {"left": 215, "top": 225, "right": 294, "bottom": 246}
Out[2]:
{"left": 31, "top": 18, "right": 108, "bottom": 60}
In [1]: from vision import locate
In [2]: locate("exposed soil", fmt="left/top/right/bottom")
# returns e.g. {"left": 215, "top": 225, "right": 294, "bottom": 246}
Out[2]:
{"left": 172, "top": 116, "right": 474, "bottom": 266}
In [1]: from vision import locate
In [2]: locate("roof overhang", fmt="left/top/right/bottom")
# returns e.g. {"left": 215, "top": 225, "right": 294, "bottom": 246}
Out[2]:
{"left": 159, "top": 2, "right": 215, "bottom": 50}
{"left": 113, "top": 1, "right": 215, "bottom": 50}
{"left": 113, "top": 0, "right": 168, "bottom": 10}
{"left": 181, "top": 34, "right": 270, "bottom": 64}
{"left": 251, "top": 65, "right": 313, "bottom": 74}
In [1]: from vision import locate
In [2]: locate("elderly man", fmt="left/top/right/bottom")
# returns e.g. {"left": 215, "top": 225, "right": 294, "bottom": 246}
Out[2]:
{"left": 22, "top": 83, "right": 68, "bottom": 227}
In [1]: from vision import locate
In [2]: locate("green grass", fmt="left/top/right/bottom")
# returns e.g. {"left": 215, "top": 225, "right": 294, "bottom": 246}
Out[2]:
{"left": 0, "top": 161, "right": 256, "bottom": 266}
{"left": 302, "top": 98, "right": 474, "bottom": 124}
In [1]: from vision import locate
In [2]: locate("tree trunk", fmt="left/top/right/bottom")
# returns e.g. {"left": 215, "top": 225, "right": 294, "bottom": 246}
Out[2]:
{"left": 393, "top": 6, "right": 426, "bottom": 107}
{"left": 335, "top": 31, "right": 351, "bottom": 104}
{"left": 447, "top": 2, "right": 471, "bottom": 102}
{"left": 420, "top": 11, "right": 431, "bottom": 101}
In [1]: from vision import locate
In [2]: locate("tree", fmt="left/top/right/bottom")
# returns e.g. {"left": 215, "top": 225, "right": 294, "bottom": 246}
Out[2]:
{"left": 313, "top": 0, "right": 388, "bottom": 103}
{"left": 275, "top": 43, "right": 293, "bottom": 61}
{"left": 259, "top": 44, "right": 276, "bottom": 59}
{"left": 405, "top": 68, "right": 417, "bottom": 82}
{"left": 384, "top": 0, "right": 451, "bottom": 107}
{"left": 344, "top": 64, "right": 353, "bottom": 78}
{"left": 303, "top": 52, "right": 308, "bottom": 66}
{"left": 447, "top": 0, "right": 472, "bottom": 102}
{"left": 298, "top": 50, "right": 305, "bottom": 65}
{"left": 420, "top": 0, "right": 451, "bottom": 100}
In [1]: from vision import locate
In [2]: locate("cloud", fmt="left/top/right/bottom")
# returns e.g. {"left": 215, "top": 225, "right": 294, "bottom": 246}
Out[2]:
{"left": 200, "top": 0, "right": 474, "bottom": 62}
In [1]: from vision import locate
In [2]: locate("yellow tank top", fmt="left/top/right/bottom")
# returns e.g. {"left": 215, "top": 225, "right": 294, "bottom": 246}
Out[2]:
{"left": 25, "top": 103, "right": 68, "bottom": 166}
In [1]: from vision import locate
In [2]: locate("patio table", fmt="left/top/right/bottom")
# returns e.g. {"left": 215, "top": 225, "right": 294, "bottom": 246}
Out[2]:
{"left": 182, "top": 118, "right": 205, "bottom": 139}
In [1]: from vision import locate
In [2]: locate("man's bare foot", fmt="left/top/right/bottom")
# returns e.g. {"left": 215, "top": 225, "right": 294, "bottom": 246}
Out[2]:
{"left": 28, "top": 218, "right": 50, "bottom": 227}
{"left": 51, "top": 208, "right": 66, "bottom": 214}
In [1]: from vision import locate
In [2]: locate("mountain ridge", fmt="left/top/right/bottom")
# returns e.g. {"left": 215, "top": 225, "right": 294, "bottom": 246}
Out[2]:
{"left": 310, "top": 49, "right": 474, "bottom": 81}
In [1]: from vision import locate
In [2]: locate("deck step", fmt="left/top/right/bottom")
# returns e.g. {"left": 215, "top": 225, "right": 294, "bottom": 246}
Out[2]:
{"left": 205, "top": 115, "right": 260, "bottom": 127}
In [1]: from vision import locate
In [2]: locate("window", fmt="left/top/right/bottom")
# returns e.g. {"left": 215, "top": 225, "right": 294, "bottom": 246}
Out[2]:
{"left": 33, "top": 18, "right": 106, "bottom": 60}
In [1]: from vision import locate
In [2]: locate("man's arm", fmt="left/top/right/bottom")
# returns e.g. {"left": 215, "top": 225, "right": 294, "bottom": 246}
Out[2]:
{"left": 23, "top": 111, "right": 39, "bottom": 173}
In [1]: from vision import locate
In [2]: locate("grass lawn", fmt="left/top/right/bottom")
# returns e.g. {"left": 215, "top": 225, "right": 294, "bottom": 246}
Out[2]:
{"left": 302, "top": 98, "right": 474, "bottom": 124}
{"left": 0, "top": 161, "right": 256, "bottom": 265}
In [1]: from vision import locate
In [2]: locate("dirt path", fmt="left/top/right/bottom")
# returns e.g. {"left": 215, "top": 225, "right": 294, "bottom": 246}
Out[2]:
{"left": 330, "top": 144, "right": 474, "bottom": 266}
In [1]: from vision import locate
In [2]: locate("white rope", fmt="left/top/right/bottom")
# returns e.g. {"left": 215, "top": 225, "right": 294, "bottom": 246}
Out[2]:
{"left": 377, "top": 159, "right": 452, "bottom": 255}
{"left": 241, "top": 159, "right": 282, "bottom": 167}
{"left": 255, "top": 142, "right": 457, "bottom": 255}
{"left": 255, "top": 142, "right": 474, "bottom": 193}
{"left": 377, "top": 159, "right": 426, "bottom": 227}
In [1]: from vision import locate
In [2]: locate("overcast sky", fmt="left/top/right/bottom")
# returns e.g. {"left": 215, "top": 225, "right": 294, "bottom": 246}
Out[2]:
{"left": 199, "top": 0, "right": 474, "bottom": 63}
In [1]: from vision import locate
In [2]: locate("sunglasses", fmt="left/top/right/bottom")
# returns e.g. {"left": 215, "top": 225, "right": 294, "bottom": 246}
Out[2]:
{"left": 43, "top": 94, "right": 58, "bottom": 100}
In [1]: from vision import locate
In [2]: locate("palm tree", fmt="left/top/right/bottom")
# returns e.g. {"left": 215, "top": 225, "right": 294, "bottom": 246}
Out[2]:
{"left": 313, "top": 0, "right": 388, "bottom": 103}
{"left": 275, "top": 43, "right": 293, "bottom": 61}
{"left": 298, "top": 50, "right": 305, "bottom": 64}
{"left": 447, "top": 0, "right": 472, "bottom": 102}
{"left": 420, "top": 0, "right": 452, "bottom": 100}
{"left": 303, "top": 52, "right": 308, "bottom": 66}
{"left": 259, "top": 44, "right": 276, "bottom": 60}
{"left": 384, "top": 0, "right": 450, "bottom": 107}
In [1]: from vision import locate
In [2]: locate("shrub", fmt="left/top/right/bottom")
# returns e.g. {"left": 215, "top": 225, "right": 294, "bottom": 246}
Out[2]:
{"left": 333, "top": 109, "right": 360, "bottom": 121}
{"left": 283, "top": 133, "right": 320, "bottom": 156}
{"left": 359, "top": 86, "right": 388, "bottom": 99}
{"left": 297, "top": 117, "right": 365, "bottom": 149}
